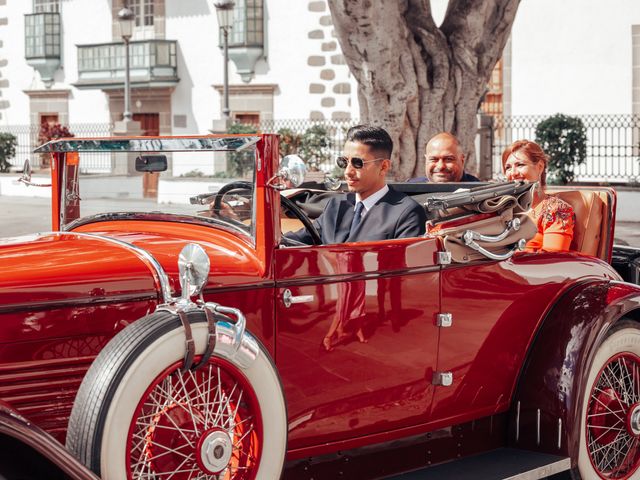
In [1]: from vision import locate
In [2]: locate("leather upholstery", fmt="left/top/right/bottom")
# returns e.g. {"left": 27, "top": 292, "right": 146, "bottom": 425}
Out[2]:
{"left": 551, "top": 189, "right": 609, "bottom": 258}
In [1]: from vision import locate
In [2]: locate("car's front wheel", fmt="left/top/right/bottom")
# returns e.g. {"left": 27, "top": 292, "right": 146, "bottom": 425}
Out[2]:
{"left": 577, "top": 320, "right": 640, "bottom": 479}
{"left": 66, "top": 310, "right": 287, "bottom": 480}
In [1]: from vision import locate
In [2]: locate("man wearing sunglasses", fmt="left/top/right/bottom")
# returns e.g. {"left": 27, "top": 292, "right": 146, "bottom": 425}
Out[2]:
{"left": 285, "top": 124, "right": 427, "bottom": 244}
{"left": 409, "top": 132, "right": 480, "bottom": 183}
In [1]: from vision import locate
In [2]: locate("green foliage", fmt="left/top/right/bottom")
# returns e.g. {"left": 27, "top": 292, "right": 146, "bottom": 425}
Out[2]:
{"left": 534, "top": 114, "right": 587, "bottom": 184}
{"left": 0, "top": 133, "right": 17, "bottom": 173}
{"left": 277, "top": 125, "right": 331, "bottom": 170}
{"left": 277, "top": 128, "right": 302, "bottom": 157}
{"left": 298, "top": 125, "right": 331, "bottom": 170}
{"left": 227, "top": 123, "right": 258, "bottom": 177}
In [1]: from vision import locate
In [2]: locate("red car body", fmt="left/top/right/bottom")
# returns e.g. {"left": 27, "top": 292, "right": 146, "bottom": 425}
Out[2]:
{"left": 1, "top": 133, "right": 640, "bottom": 479}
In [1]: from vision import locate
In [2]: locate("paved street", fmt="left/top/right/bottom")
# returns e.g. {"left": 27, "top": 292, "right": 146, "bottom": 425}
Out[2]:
{"left": 1, "top": 193, "right": 638, "bottom": 247}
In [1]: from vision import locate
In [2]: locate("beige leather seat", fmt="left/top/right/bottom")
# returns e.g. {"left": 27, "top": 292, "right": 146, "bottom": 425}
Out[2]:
{"left": 550, "top": 188, "right": 614, "bottom": 260}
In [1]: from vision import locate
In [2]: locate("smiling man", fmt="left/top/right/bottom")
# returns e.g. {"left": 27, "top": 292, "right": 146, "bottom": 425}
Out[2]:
{"left": 285, "top": 125, "right": 427, "bottom": 245}
{"left": 410, "top": 132, "right": 480, "bottom": 183}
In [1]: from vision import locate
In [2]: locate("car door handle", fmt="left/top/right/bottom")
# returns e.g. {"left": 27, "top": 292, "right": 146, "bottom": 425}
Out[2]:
{"left": 282, "top": 289, "right": 314, "bottom": 308}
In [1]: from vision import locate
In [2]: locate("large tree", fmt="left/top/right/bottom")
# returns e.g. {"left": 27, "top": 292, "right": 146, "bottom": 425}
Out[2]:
{"left": 327, "top": 0, "right": 520, "bottom": 180}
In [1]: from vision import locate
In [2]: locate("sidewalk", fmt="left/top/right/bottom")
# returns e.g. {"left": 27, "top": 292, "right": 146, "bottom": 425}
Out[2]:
{"left": 614, "top": 222, "right": 640, "bottom": 247}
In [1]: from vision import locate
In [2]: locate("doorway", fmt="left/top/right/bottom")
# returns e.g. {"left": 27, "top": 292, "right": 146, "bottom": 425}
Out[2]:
{"left": 133, "top": 113, "right": 160, "bottom": 198}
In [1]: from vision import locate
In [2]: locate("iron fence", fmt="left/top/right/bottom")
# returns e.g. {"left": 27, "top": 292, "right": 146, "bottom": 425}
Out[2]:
{"left": 492, "top": 114, "right": 640, "bottom": 183}
{"left": 257, "top": 118, "right": 354, "bottom": 172}
{"left": 3, "top": 115, "right": 638, "bottom": 183}
{"left": 0, "top": 123, "right": 113, "bottom": 173}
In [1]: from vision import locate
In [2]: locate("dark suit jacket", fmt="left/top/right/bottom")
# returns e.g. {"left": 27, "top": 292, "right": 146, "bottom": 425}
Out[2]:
{"left": 286, "top": 186, "right": 427, "bottom": 244}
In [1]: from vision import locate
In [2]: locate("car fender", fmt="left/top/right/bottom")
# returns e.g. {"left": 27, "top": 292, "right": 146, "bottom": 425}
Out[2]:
{"left": 508, "top": 279, "right": 640, "bottom": 461}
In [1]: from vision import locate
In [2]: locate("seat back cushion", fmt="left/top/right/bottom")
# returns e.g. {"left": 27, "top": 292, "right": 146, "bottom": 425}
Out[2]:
{"left": 552, "top": 190, "right": 605, "bottom": 257}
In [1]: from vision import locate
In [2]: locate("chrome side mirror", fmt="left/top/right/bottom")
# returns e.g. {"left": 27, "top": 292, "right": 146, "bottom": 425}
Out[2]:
{"left": 18, "top": 159, "right": 51, "bottom": 187}
{"left": 269, "top": 154, "right": 307, "bottom": 190}
{"left": 177, "top": 243, "right": 210, "bottom": 301}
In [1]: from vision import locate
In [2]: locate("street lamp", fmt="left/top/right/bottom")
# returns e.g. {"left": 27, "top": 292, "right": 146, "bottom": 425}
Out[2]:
{"left": 213, "top": 0, "right": 235, "bottom": 123}
{"left": 117, "top": 6, "right": 135, "bottom": 122}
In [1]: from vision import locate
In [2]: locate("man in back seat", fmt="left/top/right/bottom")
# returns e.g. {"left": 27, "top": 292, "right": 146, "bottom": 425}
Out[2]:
{"left": 285, "top": 125, "right": 427, "bottom": 244}
{"left": 409, "top": 132, "right": 480, "bottom": 183}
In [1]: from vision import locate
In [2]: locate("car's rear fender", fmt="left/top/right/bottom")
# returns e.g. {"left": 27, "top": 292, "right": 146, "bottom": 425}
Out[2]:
{"left": 508, "top": 279, "right": 640, "bottom": 461}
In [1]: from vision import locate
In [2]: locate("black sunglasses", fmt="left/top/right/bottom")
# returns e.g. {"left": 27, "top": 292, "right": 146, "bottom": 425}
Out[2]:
{"left": 336, "top": 156, "right": 386, "bottom": 169}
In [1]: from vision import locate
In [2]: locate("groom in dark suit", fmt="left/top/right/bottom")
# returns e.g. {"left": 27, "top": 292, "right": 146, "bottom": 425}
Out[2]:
{"left": 286, "top": 125, "right": 427, "bottom": 244}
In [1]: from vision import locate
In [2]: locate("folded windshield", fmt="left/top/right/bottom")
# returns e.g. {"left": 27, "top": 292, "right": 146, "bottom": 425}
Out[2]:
{"left": 47, "top": 136, "right": 259, "bottom": 241}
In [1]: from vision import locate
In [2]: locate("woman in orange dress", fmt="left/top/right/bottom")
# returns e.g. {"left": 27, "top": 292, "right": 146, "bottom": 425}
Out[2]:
{"left": 502, "top": 140, "right": 575, "bottom": 253}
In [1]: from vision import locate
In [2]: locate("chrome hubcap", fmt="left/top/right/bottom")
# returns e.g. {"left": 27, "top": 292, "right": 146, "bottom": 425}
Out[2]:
{"left": 199, "top": 430, "right": 233, "bottom": 473}
{"left": 629, "top": 405, "right": 640, "bottom": 436}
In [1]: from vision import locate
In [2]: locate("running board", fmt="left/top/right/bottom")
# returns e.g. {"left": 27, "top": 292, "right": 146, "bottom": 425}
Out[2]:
{"left": 384, "top": 448, "right": 571, "bottom": 479}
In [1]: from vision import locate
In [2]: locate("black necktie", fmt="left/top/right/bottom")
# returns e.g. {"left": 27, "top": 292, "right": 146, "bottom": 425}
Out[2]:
{"left": 349, "top": 202, "right": 364, "bottom": 236}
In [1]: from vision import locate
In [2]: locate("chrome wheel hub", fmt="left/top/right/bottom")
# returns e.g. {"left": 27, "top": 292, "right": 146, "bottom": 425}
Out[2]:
{"left": 199, "top": 429, "right": 233, "bottom": 473}
{"left": 629, "top": 404, "right": 640, "bottom": 436}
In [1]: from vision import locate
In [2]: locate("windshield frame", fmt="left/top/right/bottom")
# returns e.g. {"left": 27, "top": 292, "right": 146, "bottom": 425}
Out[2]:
{"left": 48, "top": 135, "right": 260, "bottom": 243}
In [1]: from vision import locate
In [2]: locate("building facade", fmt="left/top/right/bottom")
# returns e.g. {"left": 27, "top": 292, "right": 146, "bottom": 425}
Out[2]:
{"left": 0, "top": 0, "right": 638, "bottom": 180}
{"left": 0, "top": 0, "right": 359, "bottom": 135}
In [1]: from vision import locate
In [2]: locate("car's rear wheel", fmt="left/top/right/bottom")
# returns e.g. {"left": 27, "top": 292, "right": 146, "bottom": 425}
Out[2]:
{"left": 66, "top": 310, "right": 287, "bottom": 480}
{"left": 577, "top": 320, "right": 640, "bottom": 479}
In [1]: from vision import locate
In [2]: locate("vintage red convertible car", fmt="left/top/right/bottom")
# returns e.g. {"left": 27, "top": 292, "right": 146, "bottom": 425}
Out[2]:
{"left": 1, "top": 133, "right": 640, "bottom": 480}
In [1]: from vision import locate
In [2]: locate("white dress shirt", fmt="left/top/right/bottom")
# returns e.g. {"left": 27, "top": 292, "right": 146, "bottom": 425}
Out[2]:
{"left": 355, "top": 184, "right": 389, "bottom": 218}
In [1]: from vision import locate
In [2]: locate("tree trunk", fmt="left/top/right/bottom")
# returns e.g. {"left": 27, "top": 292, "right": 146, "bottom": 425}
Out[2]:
{"left": 327, "top": 0, "right": 520, "bottom": 180}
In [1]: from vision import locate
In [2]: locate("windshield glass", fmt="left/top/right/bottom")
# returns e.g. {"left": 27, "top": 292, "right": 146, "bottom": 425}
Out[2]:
{"left": 52, "top": 136, "right": 259, "bottom": 241}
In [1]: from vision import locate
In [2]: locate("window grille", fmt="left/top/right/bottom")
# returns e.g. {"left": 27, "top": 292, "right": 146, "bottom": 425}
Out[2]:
{"left": 33, "top": 0, "right": 59, "bottom": 13}
{"left": 130, "top": 0, "right": 154, "bottom": 27}
{"left": 229, "top": 0, "right": 263, "bottom": 47}
{"left": 25, "top": 12, "right": 60, "bottom": 59}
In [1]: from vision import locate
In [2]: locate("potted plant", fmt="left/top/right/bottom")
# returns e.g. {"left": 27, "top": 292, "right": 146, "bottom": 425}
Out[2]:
{"left": 0, "top": 133, "right": 17, "bottom": 173}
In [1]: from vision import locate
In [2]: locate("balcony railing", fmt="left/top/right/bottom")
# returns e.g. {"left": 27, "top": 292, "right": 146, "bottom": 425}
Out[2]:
{"left": 75, "top": 40, "right": 178, "bottom": 89}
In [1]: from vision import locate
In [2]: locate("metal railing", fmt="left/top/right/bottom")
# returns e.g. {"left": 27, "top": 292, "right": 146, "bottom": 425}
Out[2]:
{"left": 3, "top": 115, "right": 638, "bottom": 183}
{"left": 256, "top": 118, "right": 354, "bottom": 171}
{"left": 1, "top": 123, "right": 113, "bottom": 172}
{"left": 492, "top": 114, "right": 640, "bottom": 183}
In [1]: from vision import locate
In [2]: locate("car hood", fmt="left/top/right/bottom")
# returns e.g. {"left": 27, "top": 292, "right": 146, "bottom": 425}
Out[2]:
{"left": 73, "top": 221, "right": 267, "bottom": 296}
{"left": 0, "top": 232, "right": 160, "bottom": 310}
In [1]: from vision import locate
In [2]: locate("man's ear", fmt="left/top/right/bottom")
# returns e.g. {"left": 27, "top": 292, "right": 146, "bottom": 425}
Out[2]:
{"left": 460, "top": 153, "right": 466, "bottom": 166}
{"left": 380, "top": 159, "right": 391, "bottom": 176}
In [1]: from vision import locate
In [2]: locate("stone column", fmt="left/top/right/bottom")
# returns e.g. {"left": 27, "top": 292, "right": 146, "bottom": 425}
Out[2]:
{"left": 112, "top": 118, "right": 142, "bottom": 175}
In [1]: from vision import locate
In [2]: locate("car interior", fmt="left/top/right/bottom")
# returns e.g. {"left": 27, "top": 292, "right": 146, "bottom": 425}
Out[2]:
{"left": 280, "top": 181, "right": 615, "bottom": 262}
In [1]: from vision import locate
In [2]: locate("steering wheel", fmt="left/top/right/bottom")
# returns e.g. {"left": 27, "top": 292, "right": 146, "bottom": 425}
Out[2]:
{"left": 280, "top": 195, "right": 322, "bottom": 245}
{"left": 212, "top": 180, "right": 253, "bottom": 214}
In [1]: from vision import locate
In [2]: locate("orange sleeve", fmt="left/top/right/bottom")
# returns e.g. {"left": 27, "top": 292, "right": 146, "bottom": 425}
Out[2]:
{"left": 540, "top": 202, "right": 575, "bottom": 253}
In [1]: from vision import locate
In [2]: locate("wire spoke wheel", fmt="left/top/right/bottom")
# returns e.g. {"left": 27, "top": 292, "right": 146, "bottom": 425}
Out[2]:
{"left": 66, "top": 310, "right": 287, "bottom": 480}
{"left": 580, "top": 323, "right": 640, "bottom": 480}
{"left": 128, "top": 359, "right": 261, "bottom": 480}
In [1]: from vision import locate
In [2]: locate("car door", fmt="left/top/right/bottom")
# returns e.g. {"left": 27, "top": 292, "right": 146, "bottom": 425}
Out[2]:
{"left": 274, "top": 237, "right": 441, "bottom": 450}
{"left": 430, "top": 254, "right": 609, "bottom": 425}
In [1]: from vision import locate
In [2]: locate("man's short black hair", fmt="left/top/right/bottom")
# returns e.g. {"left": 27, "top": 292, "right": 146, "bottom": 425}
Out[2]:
{"left": 346, "top": 124, "right": 393, "bottom": 158}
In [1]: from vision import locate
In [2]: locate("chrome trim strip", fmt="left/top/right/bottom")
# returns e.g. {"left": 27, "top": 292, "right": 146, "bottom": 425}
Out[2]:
{"left": 558, "top": 418, "right": 562, "bottom": 449}
{"left": 38, "top": 231, "right": 173, "bottom": 303}
{"left": 0, "top": 292, "right": 157, "bottom": 315}
{"left": 516, "top": 401, "right": 520, "bottom": 442}
{"left": 536, "top": 409, "right": 541, "bottom": 446}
